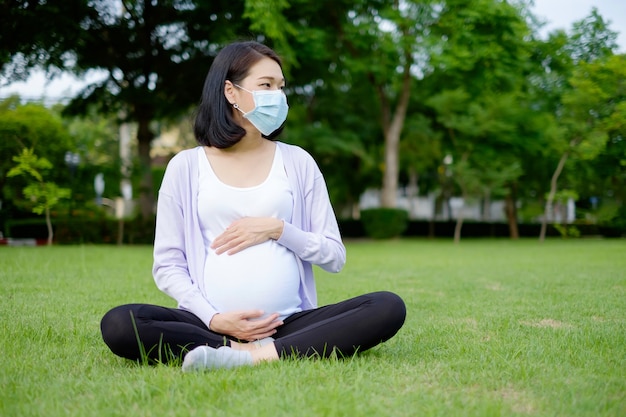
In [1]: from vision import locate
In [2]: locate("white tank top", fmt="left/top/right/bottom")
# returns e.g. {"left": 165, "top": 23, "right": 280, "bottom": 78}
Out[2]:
{"left": 197, "top": 146, "right": 301, "bottom": 320}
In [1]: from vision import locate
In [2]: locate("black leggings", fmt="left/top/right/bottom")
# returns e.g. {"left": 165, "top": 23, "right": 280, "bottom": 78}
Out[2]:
{"left": 100, "top": 291, "right": 406, "bottom": 363}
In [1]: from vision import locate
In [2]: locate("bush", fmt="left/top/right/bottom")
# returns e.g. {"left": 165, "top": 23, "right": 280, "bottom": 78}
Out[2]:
{"left": 360, "top": 208, "right": 409, "bottom": 239}
{"left": 606, "top": 204, "right": 626, "bottom": 237}
{"left": 5, "top": 215, "right": 156, "bottom": 244}
{"left": 4, "top": 218, "right": 48, "bottom": 238}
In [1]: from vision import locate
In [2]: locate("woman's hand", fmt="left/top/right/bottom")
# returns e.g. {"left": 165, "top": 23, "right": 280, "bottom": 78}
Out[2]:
{"left": 211, "top": 217, "right": 284, "bottom": 255}
{"left": 209, "top": 310, "right": 283, "bottom": 341}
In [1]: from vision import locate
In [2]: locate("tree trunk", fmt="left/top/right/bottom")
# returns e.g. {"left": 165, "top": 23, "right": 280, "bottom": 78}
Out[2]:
{"left": 136, "top": 117, "right": 155, "bottom": 219}
{"left": 117, "top": 218, "right": 125, "bottom": 246}
{"left": 453, "top": 192, "right": 465, "bottom": 244}
{"left": 380, "top": 50, "right": 413, "bottom": 209}
{"left": 45, "top": 206, "right": 53, "bottom": 246}
{"left": 540, "top": 150, "right": 570, "bottom": 242}
{"left": 429, "top": 193, "right": 440, "bottom": 238}
{"left": 483, "top": 191, "right": 491, "bottom": 222}
{"left": 381, "top": 126, "right": 401, "bottom": 208}
{"left": 380, "top": 110, "right": 407, "bottom": 208}
{"left": 453, "top": 152, "right": 471, "bottom": 243}
{"left": 407, "top": 168, "right": 418, "bottom": 218}
{"left": 505, "top": 192, "right": 519, "bottom": 239}
{"left": 504, "top": 182, "right": 519, "bottom": 239}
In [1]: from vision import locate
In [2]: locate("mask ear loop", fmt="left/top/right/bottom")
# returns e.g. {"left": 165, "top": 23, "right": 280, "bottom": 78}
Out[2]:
{"left": 232, "top": 103, "right": 245, "bottom": 115}
{"left": 227, "top": 80, "right": 243, "bottom": 111}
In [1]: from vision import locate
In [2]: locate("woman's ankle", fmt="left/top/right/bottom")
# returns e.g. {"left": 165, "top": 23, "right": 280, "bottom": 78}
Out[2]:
{"left": 230, "top": 337, "right": 275, "bottom": 352}
{"left": 230, "top": 340, "right": 253, "bottom": 351}
{"left": 250, "top": 344, "right": 279, "bottom": 364}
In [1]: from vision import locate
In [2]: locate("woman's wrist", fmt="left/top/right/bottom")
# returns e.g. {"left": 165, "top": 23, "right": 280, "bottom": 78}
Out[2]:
{"left": 271, "top": 219, "right": 284, "bottom": 240}
{"left": 208, "top": 313, "right": 220, "bottom": 332}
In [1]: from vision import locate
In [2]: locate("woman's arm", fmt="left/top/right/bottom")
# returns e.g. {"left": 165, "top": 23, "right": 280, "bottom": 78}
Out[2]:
{"left": 152, "top": 162, "right": 218, "bottom": 328}
{"left": 277, "top": 174, "right": 346, "bottom": 273}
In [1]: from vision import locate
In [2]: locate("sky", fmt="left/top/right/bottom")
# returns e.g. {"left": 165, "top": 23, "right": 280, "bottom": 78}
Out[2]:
{"left": 1, "top": 0, "right": 625, "bottom": 104}
{"left": 532, "top": 0, "right": 626, "bottom": 46}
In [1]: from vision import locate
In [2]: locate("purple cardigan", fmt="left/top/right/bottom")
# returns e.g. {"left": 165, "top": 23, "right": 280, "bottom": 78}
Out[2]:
{"left": 152, "top": 142, "right": 346, "bottom": 328}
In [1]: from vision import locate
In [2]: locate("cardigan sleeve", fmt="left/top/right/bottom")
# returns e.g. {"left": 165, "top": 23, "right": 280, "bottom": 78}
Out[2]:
{"left": 152, "top": 154, "right": 218, "bottom": 328}
{"left": 276, "top": 146, "right": 346, "bottom": 273}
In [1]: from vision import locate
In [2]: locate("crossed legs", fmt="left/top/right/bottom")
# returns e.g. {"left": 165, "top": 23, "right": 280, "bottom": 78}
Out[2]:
{"left": 100, "top": 291, "right": 406, "bottom": 369}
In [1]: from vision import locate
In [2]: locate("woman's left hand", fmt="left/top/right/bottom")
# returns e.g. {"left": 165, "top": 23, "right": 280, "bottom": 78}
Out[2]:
{"left": 211, "top": 217, "right": 284, "bottom": 255}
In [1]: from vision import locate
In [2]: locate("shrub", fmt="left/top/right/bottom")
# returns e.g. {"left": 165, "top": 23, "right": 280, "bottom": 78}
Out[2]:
{"left": 6, "top": 215, "right": 156, "bottom": 244}
{"left": 360, "top": 208, "right": 409, "bottom": 239}
{"left": 607, "top": 204, "right": 626, "bottom": 237}
{"left": 4, "top": 218, "right": 48, "bottom": 238}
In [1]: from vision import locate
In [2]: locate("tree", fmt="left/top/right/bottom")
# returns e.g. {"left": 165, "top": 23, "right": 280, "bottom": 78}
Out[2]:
{"left": 8, "top": 148, "right": 71, "bottom": 245}
{"left": 254, "top": 0, "right": 398, "bottom": 216}
{"left": 338, "top": 1, "right": 438, "bottom": 208}
{"left": 427, "top": 90, "right": 530, "bottom": 241}
{"left": 67, "top": 0, "right": 261, "bottom": 218}
{"left": 274, "top": 0, "right": 440, "bottom": 210}
{"left": 536, "top": 11, "right": 620, "bottom": 241}
{"left": 423, "top": 0, "right": 535, "bottom": 239}
{"left": 0, "top": 98, "right": 74, "bottom": 222}
{"left": 399, "top": 112, "right": 442, "bottom": 223}
{"left": 539, "top": 54, "right": 626, "bottom": 241}
{"left": 0, "top": 0, "right": 92, "bottom": 81}
{"left": 3, "top": 0, "right": 261, "bottom": 218}
{"left": 566, "top": 8, "right": 619, "bottom": 64}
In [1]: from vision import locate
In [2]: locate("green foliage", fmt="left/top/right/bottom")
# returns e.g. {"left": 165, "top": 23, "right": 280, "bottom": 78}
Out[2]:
{"left": 517, "top": 199, "right": 544, "bottom": 223}
{"left": 431, "top": 0, "right": 532, "bottom": 95}
{"left": 552, "top": 189, "right": 579, "bottom": 205}
{"left": 2, "top": 1, "right": 624, "bottom": 232}
{"left": 5, "top": 215, "right": 156, "bottom": 244}
{"left": 5, "top": 0, "right": 264, "bottom": 218}
{"left": 607, "top": 204, "right": 626, "bottom": 234}
{"left": 566, "top": 8, "right": 619, "bottom": 63}
{"left": 20, "top": 183, "right": 70, "bottom": 215}
{"left": 0, "top": 0, "right": 92, "bottom": 80}
{"left": 0, "top": 99, "right": 74, "bottom": 184}
{"left": 243, "top": 0, "right": 297, "bottom": 69}
{"left": 399, "top": 113, "right": 442, "bottom": 172}
{"left": 8, "top": 147, "right": 50, "bottom": 182}
{"left": 539, "top": 54, "right": 626, "bottom": 238}
{"left": 64, "top": 109, "right": 120, "bottom": 168}
{"left": 552, "top": 224, "right": 581, "bottom": 238}
{"left": 360, "top": 208, "right": 409, "bottom": 239}
{"left": 7, "top": 148, "right": 71, "bottom": 243}
{"left": 284, "top": 106, "right": 377, "bottom": 214}
{"left": 8, "top": 148, "right": 71, "bottom": 214}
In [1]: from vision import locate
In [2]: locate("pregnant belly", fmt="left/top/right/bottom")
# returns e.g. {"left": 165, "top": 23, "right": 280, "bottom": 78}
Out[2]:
{"left": 203, "top": 241, "right": 301, "bottom": 319}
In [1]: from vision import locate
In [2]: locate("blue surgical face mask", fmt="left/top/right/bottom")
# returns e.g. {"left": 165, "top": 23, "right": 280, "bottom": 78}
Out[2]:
{"left": 234, "top": 84, "right": 288, "bottom": 136}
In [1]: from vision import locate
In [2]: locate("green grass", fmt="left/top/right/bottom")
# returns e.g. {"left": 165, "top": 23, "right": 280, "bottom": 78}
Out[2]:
{"left": 1, "top": 238, "right": 625, "bottom": 417}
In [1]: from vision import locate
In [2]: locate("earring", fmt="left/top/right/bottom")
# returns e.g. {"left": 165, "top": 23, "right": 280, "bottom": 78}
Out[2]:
{"left": 233, "top": 103, "right": 239, "bottom": 109}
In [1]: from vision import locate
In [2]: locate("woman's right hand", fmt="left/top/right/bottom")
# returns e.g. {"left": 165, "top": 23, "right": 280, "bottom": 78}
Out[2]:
{"left": 209, "top": 310, "right": 283, "bottom": 341}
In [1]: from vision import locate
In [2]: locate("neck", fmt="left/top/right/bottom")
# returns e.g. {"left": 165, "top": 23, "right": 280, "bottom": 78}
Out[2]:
{"left": 222, "top": 134, "right": 269, "bottom": 154}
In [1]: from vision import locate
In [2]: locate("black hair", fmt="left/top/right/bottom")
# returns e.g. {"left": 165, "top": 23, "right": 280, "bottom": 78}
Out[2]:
{"left": 194, "top": 41, "right": 285, "bottom": 148}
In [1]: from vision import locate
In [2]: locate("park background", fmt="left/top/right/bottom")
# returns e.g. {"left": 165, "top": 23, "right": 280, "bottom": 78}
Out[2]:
{"left": 1, "top": 2, "right": 625, "bottom": 417}
{"left": 1, "top": 0, "right": 625, "bottom": 243}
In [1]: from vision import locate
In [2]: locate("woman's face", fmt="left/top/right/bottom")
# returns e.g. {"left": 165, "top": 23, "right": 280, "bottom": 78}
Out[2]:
{"left": 228, "top": 57, "right": 285, "bottom": 115}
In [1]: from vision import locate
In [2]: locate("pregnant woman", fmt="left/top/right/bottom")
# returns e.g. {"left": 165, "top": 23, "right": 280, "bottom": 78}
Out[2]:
{"left": 100, "top": 41, "right": 406, "bottom": 371}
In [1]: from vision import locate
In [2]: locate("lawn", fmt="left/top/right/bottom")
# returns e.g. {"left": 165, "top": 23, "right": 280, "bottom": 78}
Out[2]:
{"left": 1, "top": 238, "right": 625, "bottom": 417}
